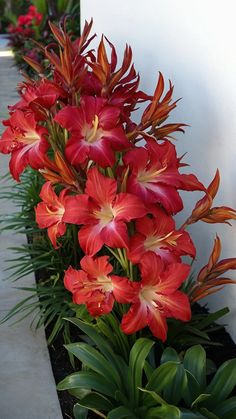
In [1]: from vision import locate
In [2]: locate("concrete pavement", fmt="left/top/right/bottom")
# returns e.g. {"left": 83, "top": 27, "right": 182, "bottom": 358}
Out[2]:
{"left": 0, "top": 35, "right": 63, "bottom": 419}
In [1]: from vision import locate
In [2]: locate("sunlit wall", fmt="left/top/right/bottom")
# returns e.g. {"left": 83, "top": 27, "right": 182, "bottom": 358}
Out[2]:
{"left": 81, "top": 0, "right": 236, "bottom": 340}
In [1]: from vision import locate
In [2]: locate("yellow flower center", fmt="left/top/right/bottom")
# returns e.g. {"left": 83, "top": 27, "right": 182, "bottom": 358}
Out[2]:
{"left": 86, "top": 115, "right": 102, "bottom": 143}
{"left": 94, "top": 205, "right": 115, "bottom": 226}
{"left": 137, "top": 166, "right": 167, "bottom": 183}
{"left": 144, "top": 231, "right": 182, "bottom": 251}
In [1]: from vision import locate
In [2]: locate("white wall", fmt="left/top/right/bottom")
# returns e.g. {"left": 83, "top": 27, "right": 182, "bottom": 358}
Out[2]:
{"left": 81, "top": 0, "right": 236, "bottom": 340}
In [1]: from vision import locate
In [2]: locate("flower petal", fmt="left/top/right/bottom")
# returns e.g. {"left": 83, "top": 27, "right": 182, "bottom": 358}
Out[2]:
{"left": 121, "top": 302, "right": 147, "bottom": 334}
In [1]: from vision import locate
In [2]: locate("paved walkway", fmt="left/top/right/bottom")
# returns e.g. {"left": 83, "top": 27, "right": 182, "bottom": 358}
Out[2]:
{"left": 0, "top": 36, "right": 63, "bottom": 419}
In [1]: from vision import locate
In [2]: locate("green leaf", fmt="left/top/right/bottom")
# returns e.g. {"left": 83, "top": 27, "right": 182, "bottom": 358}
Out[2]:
{"left": 65, "top": 318, "right": 125, "bottom": 376}
{"left": 146, "top": 361, "right": 179, "bottom": 393}
{"left": 213, "top": 396, "right": 236, "bottom": 418}
{"left": 107, "top": 406, "right": 138, "bottom": 418}
{"left": 57, "top": 371, "right": 117, "bottom": 397}
{"left": 184, "top": 345, "right": 206, "bottom": 391}
{"left": 146, "top": 404, "right": 181, "bottom": 418}
{"left": 139, "top": 388, "right": 167, "bottom": 405}
{"left": 197, "top": 307, "right": 230, "bottom": 330}
{"left": 206, "top": 359, "right": 236, "bottom": 405}
{"left": 179, "top": 409, "right": 205, "bottom": 418}
{"left": 128, "top": 338, "right": 154, "bottom": 405}
{"left": 198, "top": 408, "right": 219, "bottom": 419}
{"left": 160, "top": 347, "right": 180, "bottom": 364}
{"left": 65, "top": 342, "right": 121, "bottom": 388}
{"left": 183, "top": 370, "right": 201, "bottom": 407}
{"left": 163, "top": 364, "right": 187, "bottom": 405}
{"left": 191, "top": 394, "right": 212, "bottom": 408}
{"left": 79, "top": 392, "right": 114, "bottom": 412}
{"left": 73, "top": 404, "right": 88, "bottom": 419}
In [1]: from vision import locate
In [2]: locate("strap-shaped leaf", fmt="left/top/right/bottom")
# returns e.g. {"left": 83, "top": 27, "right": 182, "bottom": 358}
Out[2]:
{"left": 163, "top": 364, "right": 187, "bottom": 405}
{"left": 146, "top": 404, "right": 180, "bottom": 418}
{"left": 128, "top": 338, "right": 154, "bottom": 405}
{"left": 213, "top": 396, "right": 236, "bottom": 418}
{"left": 65, "top": 342, "right": 121, "bottom": 387}
{"left": 79, "top": 392, "right": 114, "bottom": 412}
{"left": 107, "top": 406, "right": 138, "bottom": 419}
{"left": 146, "top": 361, "right": 179, "bottom": 393}
{"left": 198, "top": 407, "right": 219, "bottom": 418}
{"left": 206, "top": 359, "right": 236, "bottom": 405}
{"left": 184, "top": 345, "right": 206, "bottom": 391}
{"left": 161, "top": 347, "right": 180, "bottom": 364}
{"left": 57, "top": 371, "right": 117, "bottom": 397}
{"left": 73, "top": 403, "right": 88, "bottom": 419}
{"left": 182, "top": 370, "right": 201, "bottom": 406}
{"left": 64, "top": 317, "right": 126, "bottom": 377}
{"left": 179, "top": 409, "right": 205, "bottom": 418}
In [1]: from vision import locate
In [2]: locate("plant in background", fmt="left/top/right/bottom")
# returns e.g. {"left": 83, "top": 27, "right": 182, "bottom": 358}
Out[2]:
{"left": 1, "top": 20, "right": 236, "bottom": 417}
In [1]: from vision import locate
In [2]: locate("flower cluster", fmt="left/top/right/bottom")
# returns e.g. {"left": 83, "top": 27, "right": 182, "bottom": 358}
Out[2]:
{"left": 7, "top": 5, "right": 42, "bottom": 39}
{"left": 1, "top": 21, "right": 236, "bottom": 341}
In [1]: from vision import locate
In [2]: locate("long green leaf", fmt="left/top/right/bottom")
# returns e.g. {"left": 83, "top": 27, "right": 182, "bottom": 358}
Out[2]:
{"left": 65, "top": 342, "right": 121, "bottom": 388}
{"left": 107, "top": 406, "right": 137, "bottom": 419}
{"left": 57, "top": 371, "right": 116, "bottom": 398}
{"left": 79, "top": 392, "right": 114, "bottom": 412}
{"left": 146, "top": 404, "right": 180, "bottom": 418}
{"left": 206, "top": 359, "right": 236, "bottom": 406}
{"left": 213, "top": 396, "right": 236, "bottom": 418}
{"left": 183, "top": 345, "right": 206, "bottom": 391}
{"left": 128, "top": 338, "right": 154, "bottom": 405}
{"left": 73, "top": 404, "right": 88, "bottom": 419}
{"left": 146, "top": 361, "right": 179, "bottom": 393}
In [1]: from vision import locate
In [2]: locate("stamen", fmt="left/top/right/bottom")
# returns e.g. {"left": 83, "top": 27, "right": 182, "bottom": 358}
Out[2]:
{"left": 87, "top": 115, "right": 99, "bottom": 143}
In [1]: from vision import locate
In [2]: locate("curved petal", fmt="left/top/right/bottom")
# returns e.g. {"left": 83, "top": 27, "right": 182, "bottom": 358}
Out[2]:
{"left": 101, "top": 220, "right": 129, "bottom": 249}
{"left": 159, "top": 263, "right": 190, "bottom": 293}
{"left": 112, "top": 275, "right": 139, "bottom": 303}
{"left": 113, "top": 193, "right": 147, "bottom": 221}
{"left": 65, "top": 136, "right": 89, "bottom": 166}
{"left": 88, "top": 139, "right": 115, "bottom": 167}
{"left": 121, "top": 302, "right": 147, "bottom": 335}
{"left": 78, "top": 224, "right": 104, "bottom": 256}
{"left": 54, "top": 106, "right": 84, "bottom": 131}
{"left": 86, "top": 167, "right": 117, "bottom": 205}
{"left": 139, "top": 252, "right": 164, "bottom": 285}
{"left": 160, "top": 290, "right": 191, "bottom": 322}
{"left": 47, "top": 222, "right": 66, "bottom": 248}
{"left": 80, "top": 255, "right": 112, "bottom": 277}
{"left": 63, "top": 194, "right": 91, "bottom": 224}
{"left": 147, "top": 308, "right": 168, "bottom": 341}
{"left": 64, "top": 266, "right": 88, "bottom": 293}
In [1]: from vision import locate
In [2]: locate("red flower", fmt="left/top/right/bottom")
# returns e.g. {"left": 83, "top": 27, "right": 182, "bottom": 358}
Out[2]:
{"left": 35, "top": 182, "right": 68, "bottom": 248}
{"left": 63, "top": 167, "right": 147, "bottom": 255}
{"left": 129, "top": 207, "right": 196, "bottom": 264}
{"left": 0, "top": 110, "right": 49, "bottom": 180}
{"left": 124, "top": 138, "right": 204, "bottom": 214}
{"left": 54, "top": 96, "right": 130, "bottom": 167}
{"left": 64, "top": 256, "right": 133, "bottom": 316}
{"left": 121, "top": 253, "right": 191, "bottom": 341}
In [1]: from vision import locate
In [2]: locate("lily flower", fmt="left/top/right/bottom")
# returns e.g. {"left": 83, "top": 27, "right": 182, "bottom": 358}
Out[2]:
{"left": 121, "top": 252, "right": 191, "bottom": 341}
{"left": 55, "top": 96, "right": 130, "bottom": 167}
{"left": 63, "top": 167, "right": 147, "bottom": 255}
{"left": 64, "top": 256, "right": 134, "bottom": 316}
{"left": 0, "top": 110, "right": 49, "bottom": 180}
{"left": 128, "top": 207, "right": 196, "bottom": 264}
{"left": 124, "top": 138, "right": 204, "bottom": 214}
{"left": 35, "top": 182, "right": 68, "bottom": 248}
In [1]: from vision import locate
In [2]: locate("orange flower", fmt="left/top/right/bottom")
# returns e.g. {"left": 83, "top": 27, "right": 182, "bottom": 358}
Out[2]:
{"left": 189, "top": 235, "right": 236, "bottom": 303}
{"left": 39, "top": 151, "right": 82, "bottom": 192}
{"left": 182, "top": 169, "right": 236, "bottom": 227}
